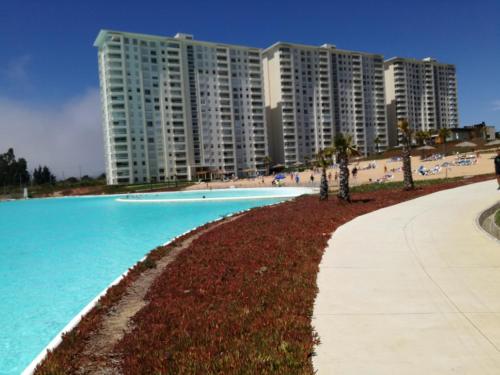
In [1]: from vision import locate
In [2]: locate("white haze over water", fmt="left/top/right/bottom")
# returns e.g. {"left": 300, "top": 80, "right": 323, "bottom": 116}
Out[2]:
{"left": 0, "top": 88, "right": 104, "bottom": 178}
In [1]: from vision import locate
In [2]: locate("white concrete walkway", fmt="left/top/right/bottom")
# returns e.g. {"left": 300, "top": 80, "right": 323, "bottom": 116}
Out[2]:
{"left": 313, "top": 180, "right": 500, "bottom": 374}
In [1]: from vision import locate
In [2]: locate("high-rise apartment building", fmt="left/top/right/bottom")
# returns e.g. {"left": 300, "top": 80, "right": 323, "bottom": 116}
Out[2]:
{"left": 95, "top": 30, "right": 267, "bottom": 184}
{"left": 96, "top": 30, "right": 459, "bottom": 184}
{"left": 384, "top": 57, "right": 459, "bottom": 145}
{"left": 262, "top": 43, "right": 388, "bottom": 165}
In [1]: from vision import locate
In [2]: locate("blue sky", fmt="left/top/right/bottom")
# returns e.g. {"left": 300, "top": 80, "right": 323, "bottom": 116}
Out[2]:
{"left": 0, "top": 0, "right": 499, "bottom": 175}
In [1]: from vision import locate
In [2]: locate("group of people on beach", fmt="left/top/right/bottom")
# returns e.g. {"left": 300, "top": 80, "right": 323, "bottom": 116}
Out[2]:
{"left": 266, "top": 166, "right": 367, "bottom": 188}
{"left": 198, "top": 149, "right": 500, "bottom": 190}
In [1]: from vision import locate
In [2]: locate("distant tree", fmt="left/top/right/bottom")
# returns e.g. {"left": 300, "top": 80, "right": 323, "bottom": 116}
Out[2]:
{"left": 43, "top": 166, "right": 55, "bottom": 184}
{"left": 14, "top": 158, "right": 30, "bottom": 184}
{"left": 0, "top": 148, "right": 30, "bottom": 186}
{"left": 32, "top": 167, "right": 39, "bottom": 184}
{"left": 33, "top": 165, "right": 56, "bottom": 185}
{"left": 65, "top": 177, "right": 79, "bottom": 184}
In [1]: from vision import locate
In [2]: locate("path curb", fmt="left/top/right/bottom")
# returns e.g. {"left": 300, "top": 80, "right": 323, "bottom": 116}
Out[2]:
{"left": 478, "top": 201, "right": 500, "bottom": 240}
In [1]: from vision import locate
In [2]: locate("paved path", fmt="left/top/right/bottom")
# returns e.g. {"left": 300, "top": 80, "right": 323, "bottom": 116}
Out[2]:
{"left": 313, "top": 180, "right": 500, "bottom": 374}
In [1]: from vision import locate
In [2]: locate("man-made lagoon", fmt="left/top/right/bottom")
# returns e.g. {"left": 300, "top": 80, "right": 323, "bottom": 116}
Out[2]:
{"left": 0, "top": 187, "right": 311, "bottom": 374}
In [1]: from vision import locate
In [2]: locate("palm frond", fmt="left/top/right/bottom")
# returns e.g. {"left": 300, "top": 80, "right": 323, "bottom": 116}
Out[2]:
{"left": 333, "top": 133, "right": 360, "bottom": 157}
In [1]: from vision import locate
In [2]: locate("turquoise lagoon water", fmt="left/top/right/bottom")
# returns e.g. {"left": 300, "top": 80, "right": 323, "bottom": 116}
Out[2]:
{"left": 0, "top": 187, "right": 310, "bottom": 374}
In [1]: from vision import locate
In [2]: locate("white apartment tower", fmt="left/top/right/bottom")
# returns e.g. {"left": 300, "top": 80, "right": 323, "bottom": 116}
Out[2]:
{"left": 384, "top": 57, "right": 459, "bottom": 145}
{"left": 95, "top": 30, "right": 267, "bottom": 184}
{"left": 96, "top": 30, "right": 459, "bottom": 183}
{"left": 262, "top": 43, "right": 388, "bottom": 165}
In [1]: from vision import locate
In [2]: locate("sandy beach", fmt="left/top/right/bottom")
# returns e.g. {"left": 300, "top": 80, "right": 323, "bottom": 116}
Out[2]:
{"left": 185, "top": 151, "right": 497, "bottom": 191}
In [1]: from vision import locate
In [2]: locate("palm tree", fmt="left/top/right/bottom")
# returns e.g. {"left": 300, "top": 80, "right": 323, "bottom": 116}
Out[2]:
{"left": 263, "top": 155, "right": 272, "bottom": 176}
{"left": 398, "top": 119, "right": 415, "bottom": 190}
{"left": 415, "top": 130, "right": 430, "bottom": 146}
{"left": 334, "top": 133, "right": 359, "bottom": 202}
{"left": 315, "top": 147, "right": 334, "bottom": 200}
{"left": 373, "top": 136, "right": 381, "bottom": 154}
{"left": 438, "top": 127, "right": 451, "bottom": 154}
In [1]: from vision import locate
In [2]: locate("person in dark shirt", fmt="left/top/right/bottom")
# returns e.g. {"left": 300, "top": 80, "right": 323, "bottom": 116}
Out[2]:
{"left": 495, "top": 149, "right": 500, "bottom": 190}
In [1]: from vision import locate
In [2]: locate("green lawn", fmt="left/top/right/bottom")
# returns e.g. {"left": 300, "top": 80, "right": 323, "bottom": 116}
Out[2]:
{"left": 350, "top": 177, "right": 465, "bottom": 193}
{"left": 1, "top": 180, "right": 193, "bottom": 199}
{"left": 89, "top": 181, "right": 193, "bottom": 195}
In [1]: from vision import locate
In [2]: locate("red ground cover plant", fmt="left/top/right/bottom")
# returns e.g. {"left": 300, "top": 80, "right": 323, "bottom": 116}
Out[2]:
{"left": 36, "top": 175, "right": 493, "bottom": 374}
{"left": 33, "top": 225, "right": 212, "bottom": 374}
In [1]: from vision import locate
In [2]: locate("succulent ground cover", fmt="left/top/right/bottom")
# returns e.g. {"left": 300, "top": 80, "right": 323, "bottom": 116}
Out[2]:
{"left": 35, "top": 174, "right": 493, "bottom": 374}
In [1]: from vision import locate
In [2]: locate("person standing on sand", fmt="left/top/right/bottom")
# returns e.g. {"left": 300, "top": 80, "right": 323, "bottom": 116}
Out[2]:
{"left": 495, "top": 149, "right": 500, "bottom": 190}
{"left": 310, "top": 174, "right": 314, "bottom": 185}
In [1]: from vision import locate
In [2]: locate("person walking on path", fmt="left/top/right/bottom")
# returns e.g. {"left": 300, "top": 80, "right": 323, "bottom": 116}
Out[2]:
{"left": 352, "top": 167, "right": 358, "bottom": 179}
{"left": 495, "top": 149, "right": 500, "bottom": 190}
{"left": 310, "top": 174, "right": 315, "bottom": 185}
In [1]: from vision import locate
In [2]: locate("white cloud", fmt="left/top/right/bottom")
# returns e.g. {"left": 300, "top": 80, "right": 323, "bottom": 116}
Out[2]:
{"left": 1, "top": 55, "right": 33, "bottom": 91}
{"left": 492, "top": 100, "right": 500, "bottom": 111}
{"left": 0, "top": 88, "right": 104, "bottom": 178}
